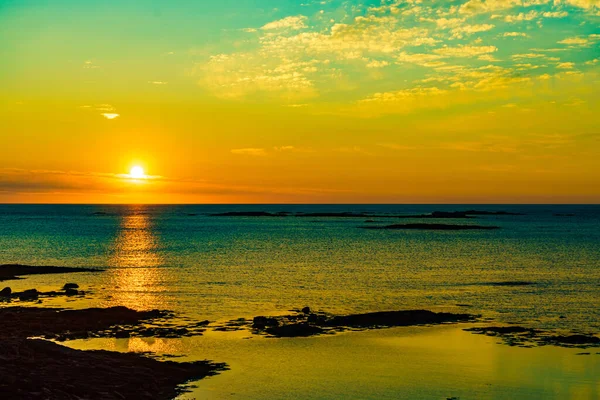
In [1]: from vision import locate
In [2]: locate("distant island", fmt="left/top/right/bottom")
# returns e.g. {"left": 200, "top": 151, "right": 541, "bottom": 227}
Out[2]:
{"left": 210, "top": 210, "right": 523, "bottom": 219}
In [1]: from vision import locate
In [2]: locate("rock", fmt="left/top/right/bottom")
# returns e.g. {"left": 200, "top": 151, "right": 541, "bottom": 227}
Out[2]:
{"left": 301, "top": 306, "right": 311, "bottom": 314}
{"left": 307, "top": 313, "right": 327, "bottom": 324}
{"left": 252, "top": 316, "right": 279, "bottom": 329}
{"left": 0, "top": 287, "right": 11, "bottom": 297}
{"left": 485, "top": 281, "right": 536, "bottom": 287}
{"left": 265, "top": 323, "right": 324, "bottom": 338}
{"left": 212, "top": 211, "right": 281, "bottom": 217}
{"left": 465, "top": 326, "right": 536, "bottom": 335}
{"left": 18, "top": 289, "right": 39, "bottom": 301}
{"left": 325, "top": 310, "right": 476, "bottom": 328}
{"left": 115, "top": 330, "right": 131, "bottom": 339}
{"left": 431, "top": 211, "right": 470, "bottom": 219}
{"left": 65, "top": 288, "right": 79, "bottom": 296}
{"left": 62, "top": 283, "right": 79, "bottom": 290}
{"left": 363, "top": 223, "right": 500, "bottom": 231}
{"left": 546, "top": 334, "right": 600, "bottom": 346}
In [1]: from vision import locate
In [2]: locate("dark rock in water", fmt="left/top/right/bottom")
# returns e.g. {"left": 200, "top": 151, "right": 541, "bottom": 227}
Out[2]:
{"left": 466, "top": 326, "right": 536, "bottom": 335}
{"left": 546, "top": 334, "right": 600, "bottom": 346}
{"left": 430, "top": 211, "right": 472, "bottom": 219}
{"left": 365, "top": 219, "right": 376, "bottom": 223}
{"left": 296, "top": 212, "right": 371, "bottom": 218}
{"left": 466, "top": 326, "right": 600, "bottom": 349}
{"left": 307, "top": 313, "right": 327, "bottom": 324}
{"left": 90, "top": 211, "right": 109, "bottom": 216}
{"left": 301, "top": 306, "right": 311, "bottom": 314}
{"left": 248, "top": 309, "right": 478, "bottom": 338}
{"left": 325, "top": 310, "right": 475, "bottom": 328}
{"left": 363, "top": 223, "right": 500, "bottom": 231}
{"left": 65, "top": 288, "right": 79, "bottom": 296}
{"left": 0, "top": 264, "right": 102, "bottom": 282}
{"left": 462, "top": 210, "right": 524, "bottom": 216}
{"left": 265, "top": 323, "right": 324, "bottom": 338}
{"left": 18, "top": 289, "right": 39, "bottom": 301}
{"left": 252, "top": 316, "right": 279, "bottom": 329}
{"left": 62, "top": 283, "right": 79, "bottom": 290}
{"left": 0, "top": 287, "right": 11, "bottom": 297}
{"left": 485, "top": 281, "right": 536, "bottom": 287}
{"left": 115, "top": 330, "right": 131, "bottom": 339}
{"left": 211, "top": 211, "right": 286, "bottom": 217}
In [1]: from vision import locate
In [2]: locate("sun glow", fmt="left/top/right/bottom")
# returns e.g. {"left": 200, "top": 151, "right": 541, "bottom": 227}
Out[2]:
{"left": 129, "top": 166, "right": 146, "bottom": 179}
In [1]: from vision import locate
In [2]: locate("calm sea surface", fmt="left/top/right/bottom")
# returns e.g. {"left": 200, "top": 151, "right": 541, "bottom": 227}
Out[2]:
{"left": 1, "top": 204, "right": 599, "bottom": 332}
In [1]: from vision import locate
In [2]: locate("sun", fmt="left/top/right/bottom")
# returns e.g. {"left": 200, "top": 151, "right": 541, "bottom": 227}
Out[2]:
{"left": 129, "top": 166, "right": 146, "bottom": 179}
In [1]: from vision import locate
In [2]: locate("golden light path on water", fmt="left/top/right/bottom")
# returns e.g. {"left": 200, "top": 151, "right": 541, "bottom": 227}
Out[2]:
{"left": 106, "top": 207, "right": 168, "bottom": 311}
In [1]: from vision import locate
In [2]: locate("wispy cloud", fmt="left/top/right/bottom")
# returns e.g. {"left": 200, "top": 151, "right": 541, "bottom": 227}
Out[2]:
{"left": 231, "top": 148, "right": 268, "bottom": 156}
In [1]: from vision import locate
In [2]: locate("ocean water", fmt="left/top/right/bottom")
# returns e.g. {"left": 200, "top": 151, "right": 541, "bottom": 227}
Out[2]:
{"left": 1, "top": 204, "right": 599, "bottom": 332}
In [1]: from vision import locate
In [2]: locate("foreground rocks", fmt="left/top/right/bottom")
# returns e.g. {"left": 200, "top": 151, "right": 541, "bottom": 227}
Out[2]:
{"left": 0, "top": 338, "right": 226, "bottom": 400}
{"left": 0, "top": 306, "right": 225, "bottom": 399}
{"left": 0, "top": 264, "right": 101, "bottom": 282}
{"left": 0, "top": 306, "right": 208, "bottom": 341}
{"left": 0, "top": 285, "right": 87, "bottom": 303}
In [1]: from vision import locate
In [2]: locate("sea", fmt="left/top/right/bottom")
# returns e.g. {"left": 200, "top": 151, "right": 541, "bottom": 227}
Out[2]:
{"left": 1, "top": 204, "right": 599, "bottom": 333}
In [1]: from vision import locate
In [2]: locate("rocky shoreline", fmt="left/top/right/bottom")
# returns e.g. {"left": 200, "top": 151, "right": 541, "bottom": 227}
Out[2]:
{"left": 0, "top": 305, "right": 226, "bottom": 400}
{"left": 0, "top": 265, "right": 225, "bottom": 400}
{"left": 0, "top": 264, "right": 101, "bottom": 282}
{"left": 2, "top": 264, "right": 599, "bottom": 399}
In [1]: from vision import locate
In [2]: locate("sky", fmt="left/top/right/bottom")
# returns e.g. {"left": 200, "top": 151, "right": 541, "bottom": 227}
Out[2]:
{"left": 0, "top": 0, "right": 599, "bottom": 204}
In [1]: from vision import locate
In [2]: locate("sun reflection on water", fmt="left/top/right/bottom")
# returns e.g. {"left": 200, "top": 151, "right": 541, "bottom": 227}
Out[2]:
{"left": 105, "top": 207, "right": 169, "bottom": 310}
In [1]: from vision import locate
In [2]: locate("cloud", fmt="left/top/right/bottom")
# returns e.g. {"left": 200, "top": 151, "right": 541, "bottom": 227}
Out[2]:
{"left": 542, "top": 11, "right": 569, "bottom": 17}
{"left": 333, "top": 146, "right": 372, "bottom": 155}
{"left": 396, "top": 52, "right": 444, "bottom": 66}
{"left": 366, "top": 59, "right": 390, "bottom": 68}
{"left": 441, "top": 141, "right": 520, "bottom": 153}
{"left": 377, "top": 143, "right": 418, "bottom": 151}
{"left": 558, "top": 37, "right": 589, "bottom": 45}
{"left": 556, "top": 62, "right": 575, "bottom": 69}
{"left": 503, "top": 10, "right": 539, "bottom": 22}
{"left": 231, "top": 148, "right": 268, "bottom": 156}
{"left": 0, "top": 167, "right": 349, "bottom": 200}
{"left": 555, "top": 0, "right": 600, "bottom": 11}
{"left": 503, "top": 32, "right": 529, "bottom": 37}
{"left": 198, "top": 55, "right": 322, "bottom": 99}
{"left": 558, "top": 34, "right": 600, "bottom": 47}
{"left": 459, "top": 0, "right": 550, "bottom": 15}
{"left": 449, "top": 24, "right": 495, "bottom": 39}
{"left": 80, "top": 104, "right": 121, "bottom": 119}
{"left": 433, "top": 45, "right": 498, "bottom": 58}
{"left": 194, "top": 0, "right": 598, "bottom": 106}
{"left": 261, "top": 16, "right": 308, "bottom": 31}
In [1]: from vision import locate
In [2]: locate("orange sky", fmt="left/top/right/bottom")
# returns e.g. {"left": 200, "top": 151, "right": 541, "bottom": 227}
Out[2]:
{"left": 1, "top": 0, "right": 599, "bottom": 203}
